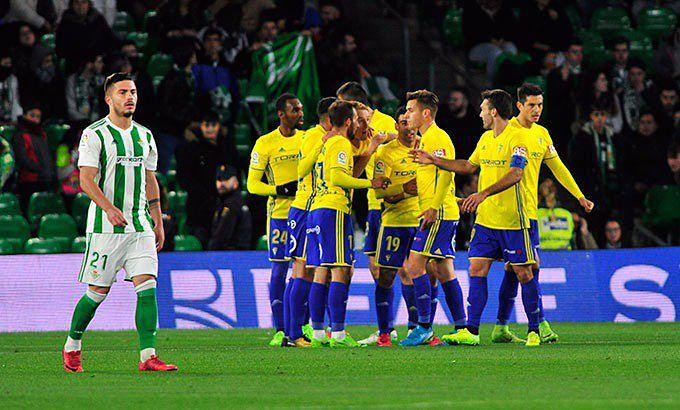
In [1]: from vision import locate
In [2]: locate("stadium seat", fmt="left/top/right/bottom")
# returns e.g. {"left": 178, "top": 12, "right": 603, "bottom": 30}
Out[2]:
{"left": 27, "top": 192, "right": 67, "bottom": 227}
{"left": 142, "top": 9, "right": 157, "bottom": 31}
{"left": 155, "top": 172, "right": 168, "bottom": 189}
{"left": 166, "top": 169, "right": 177, "bottom": 190}
{"left": 0, "top": 215, "right": 30, "bottom": 253}
{"left": 40, "top": 33, "right": 55, "bottom": 51}
{"left": 591, "top": 7, "right": 631, "bottom": 39}
{"left": 442, "top": 8, "right": 463, "bottom": 47}
{"left": 626, "top": 30, "right": 654, "bottom": 64}
{"left": 24, "top": 238, "right": 64, "bottom": 254}
{"left": 126, "top": 32, "right": 149, "bottom": 53}
{"left": 0, "top": 192, "right": 20, "bottom": 215}
{"left": 71, "top": 192, "right": 90, "bottom": 232}
{"left": 38, "top": 213, "right": 78, "bottom": 251}
{"left": 580, "top": 30, "right": 609, "bottom": 69}
{"left": 167, "top": 191, "right": 187, "bottom": 215}
{"left": 168, "top": 155, "right": 177, "bottom": 171}
{"left": 493, "top": 52, "right": 532, "bottom": 89}
{"left": 147, "top": 53, "right": 173, "bottom": 78}
{"left": 256, "top": 235, "right": 268, "bottom": 250}
{"left": 0, "top": 238, "right": 16, "bottom": 254}
{"left": 113, "top": 11, "right": 135, "bottom": 36}
{"left": 637, "top": 7, "right": 678, "bottom": 41}
{"left": 524, "top": 75, "right": 546, "bottom": 92}
{"left": 380, "top": 99, "right": 400, "bottom": 117}
{"left": 174, "top": 234, "right": 202, "bottom": 251}
{"left": 177, "top": 213, "right": 190, "bottom": 235}
{"left": 564, "top": 5, "right": 583, "bottom": 31}
{"left": 236, "top": 144, "right": 251, "bottom": 161}
{"left": 71, "top": 236, "right": 87, "bottom": 253}
{"left": 234, "top": 124, "right": 251, "bottom": 145}
{"left": 0, "top": 125, "right": 16, "bottom": 141}
{"left": 643, "top": 185, "right": 680, "bottom": 227}
{"left": 44, "top": 123, "right": 70, "bottom": 151}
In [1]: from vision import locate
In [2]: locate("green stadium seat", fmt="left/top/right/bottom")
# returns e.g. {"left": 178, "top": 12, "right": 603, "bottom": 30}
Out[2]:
{"left": 71, "top": 236, "right": 87, "bottom": 253}
{"left": 174, "top": 234, "right": 202, "bottom": 251}
{"left": 236, "top": 144, "right": 251, "bottom": 160}
{"left": 493, "top": 52, "right": 532, "bottom": 89}
{"left": 40, "top": 33, "right": 55, "bottom": 50}
{"left": 44, "top": 123, "right": 70, "bottom": 151}
{"left": 380, "top": 99, "right": 400, "bottom": 117}
{"left": 234, "top": 124, "right": 251, "bottom": 145}
{"left": 177, "top": 213, "right": 190, "bottom": 235}
{"left": 625, "top": 30, "right": 654, "bottom": 64}
{"left": 38, "top": 213, "right": 78, "bottom": 251}
{"left": 0, "top": 238, "right": 16, "bottom": 254}
{"left": 147, "top": 53, "right": 173, "bottom": 78}
{"left": 524, "top": 75, "right": 546, "bottom": 92}
{"left": 579, "top": 30, "right": 609, "bottom": 68}
{"left": 643, "top": 185, "right": 680, "bottom": 227}
{"left": 126, "top": 32, "right": 149, "bottom": 52}
{"left": 591, "top": 7, "right": 631, "bottom": 39}
{"left": 167, "top": 191, "right": 187, "bottom": 215}
{"left": 0, "top": 125, "right": 16, "bottom": 141}
{"left": 256, "top": 235, "right": 268, "bottom": 250}
{"left": 71, "top": 192, "right": 90, "bottom": 232}
{"left": 142, "top": 9, "right": 157, "bottom": 31}
{"left": 166, "top": 169, "right": 177, "bottom": 190}
{"left": 27, "top": 192, "right": 67, "bottom": 227}
{"left": 113, "top": 11, "right": 135, "bottom": 35}
{"left": 155, "top": 172, "right": 168, "bottom": 190}
{"left": 637, "top": 7, "right": 678, "bottom": 41}
{"left": 0, "top": 192, "right": 20, "bottom": 215}
{"left": 24, "top": 238, "right": 64, "bottom": 254}
{"left": 442, "top": 8, "right": 463, "bottom": 47}
{"left": 0, "top": 215, "right": 30, "bottom": 253}
{"left": 238, "top": 78, "right": 249, "bottom": 96}
{"left": 565, "top": 5, "right": 583, "bottom": 31}
{"left": 168, "top": 155, "right": 177, "bottom": 171}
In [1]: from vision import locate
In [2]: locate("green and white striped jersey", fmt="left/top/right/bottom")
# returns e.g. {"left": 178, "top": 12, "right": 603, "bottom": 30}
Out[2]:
{"left": 78, "top": 117, "right": 158, "bottom": 233}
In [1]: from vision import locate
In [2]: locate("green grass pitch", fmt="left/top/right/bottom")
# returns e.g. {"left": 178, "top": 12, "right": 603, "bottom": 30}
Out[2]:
{"left": 1, "top": 322, "right": 679, "bottom": 408}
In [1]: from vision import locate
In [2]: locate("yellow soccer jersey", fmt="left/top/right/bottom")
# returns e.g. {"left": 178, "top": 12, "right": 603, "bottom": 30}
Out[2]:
{"left": 311, "top": 135, "right": 355, "bottom": 214}
{"left": 292, "top": 124, "right": 325, "bottom": 210}
{"left": 508, "top": 117, "right": 558, "bottom": 221}
{"left": 468, "top": 125, "right": 532, "bottom": 230}
{"left": 416, "top": 123, "right": 460, "bottom": 220}
{"left": 249, "top": 127, "right": 304, "bottom": 219}
{"left": 374, "top": 139, "right": 420, "bottom": 227}
{"left": 366, "top": 109, "right": 397, "bottom": 210}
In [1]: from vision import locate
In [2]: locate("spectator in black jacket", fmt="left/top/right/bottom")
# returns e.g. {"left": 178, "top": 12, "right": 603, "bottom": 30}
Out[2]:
{"left": 157, "top": 0, "right": 205, "bottom": 52}
{"left": 208, "top": 165, "right": 251, "bottom": 250}
{"left": 56, "top": 0, "right": 119, "bottom": 75}
{"left": 437, "top": 87, "right": 482, "bottom": 159}
{"left": 517, "top": 0, "right": 573, "bottom": 62}
{"left": 176, "top": 111, "right": 236, "bottom": 247}
{"left": 22, "top": 44, "right": 65, "bottom": 121}
{"left": 156, "top": 44, "right": 198, "bottom": 173}
{"left": 12, "top": 103, "right": 55, "bottom": 209}
{"left": 117, "top": 40, "right": 156, "bottom": 125}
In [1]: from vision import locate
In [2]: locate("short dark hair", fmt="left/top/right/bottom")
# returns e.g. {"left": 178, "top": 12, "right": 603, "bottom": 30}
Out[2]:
{"left": 481, "top": 89, "right": 512, "bottom": 120}
{"left": 517, "top": 83, "right": 543, "bottom": 103}
{"left": 204, "top": 27, "right": 223, "bottom": 40}
{"left": 328, "top": 100, "right": 355, "bottom": 127}
{"left": 395, "top": 105, "right": 407, "bottom": 120}
{"left": 639, "top": 107, "right": 656, "bottom": 120}
{"left": 659, "top": 79, "right": 679, "bottom": 93}
{"left": 201, "top": 110, "right": 220, "bottom": 123}
{"left": 590, "top": 99, "right": 610, "bottom": 114}
{"left": 275, "top": 93, "right": 299, "bottom": 113}
{"left": 568, "top": 36, "right": 583, "bottom": 47}
{"left": 627, "top": 57, "right": 647, "bottom": 71}
{"left": 667, "top": 139, "right": 679, "bottom": 158}
{"left": 120, "top": 39, "right": 136, "bottom": 49}
{"left": 406, "top": 89, "right": 439, "bottom": 117}
{"left": 610, "top": 36, "right": 630, "bottom": 50}
{"left": 317, "top": 97, "right": 336, "bottom": 117}
{"left": 336, "top": 81, "right": 368, "bottom": 105}
{"left": 104, "top": 72, "right": 133, "bottom": 94}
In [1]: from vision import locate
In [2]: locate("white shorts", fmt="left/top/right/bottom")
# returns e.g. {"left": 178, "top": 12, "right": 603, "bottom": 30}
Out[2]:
{"left": 77, "top": 232, "right": 158, "bottom": 286}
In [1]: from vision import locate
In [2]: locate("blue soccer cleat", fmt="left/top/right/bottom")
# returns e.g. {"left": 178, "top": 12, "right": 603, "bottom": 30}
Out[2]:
{"left": 399, "top": 325, "right": 433, "bottom": 346}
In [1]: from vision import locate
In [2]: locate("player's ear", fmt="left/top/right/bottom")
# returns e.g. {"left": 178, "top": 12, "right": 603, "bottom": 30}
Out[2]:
{"left": 516, "top": 101, "right": 522, "bottom": 111}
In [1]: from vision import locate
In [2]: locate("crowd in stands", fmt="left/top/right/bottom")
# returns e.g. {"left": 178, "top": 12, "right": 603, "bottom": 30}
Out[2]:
{"left": 0, "top": 0, "right": 677, "bottom": 253}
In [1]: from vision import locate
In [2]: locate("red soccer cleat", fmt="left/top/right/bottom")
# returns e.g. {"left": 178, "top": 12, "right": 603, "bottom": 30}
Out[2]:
{"left": 428, "top": 335, "right": 443, "bottom": 347}
{"left": 63, "top": 349, "right": 83, "bottom": 373}
{"left": 138, "top": 355, "right": 178, "bottom": 372}
{"left": 377, "top": 333, "right": 392, "bottom": 347}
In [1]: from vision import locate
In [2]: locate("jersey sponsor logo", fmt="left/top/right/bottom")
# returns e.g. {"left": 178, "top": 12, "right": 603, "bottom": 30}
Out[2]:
{"left": 288, "top": 219, "right": 297, "bottom": 229}
{"left": 394, "top": 170, "right": 416, "bottom": 177}
{"left": 278, "top": 147, "right": 286, "bottom": 152}
{"left": 116, "top": 156, "right": 144, "bottom": 167}
{"left": 337, "top": 151, "right": 347, "bottom": 165}
{"left": 513, "top": 146, "right": 528, "bottom": 157}
{"left": 548, "top": 144, "right": 557, "bottom": 154}
{"left": 272, "top": 154, "right": 298, "bottom": 163}
{"left": 251, "top": 152, "right": 259, "bottom": 165}
{"left": 480, "top": 158, "right": 507, "bottom": 166}
{"left": 375, "top": 160, "right": 385, "bottom": 173}
{"left": 306, "top": 225, "right": 321, "bottom": 235}
{"left": 81, "top": 133, "right": 90, "bottom": 144}
{"left": 432, "top": 148, "right": 446, "bottom": 157}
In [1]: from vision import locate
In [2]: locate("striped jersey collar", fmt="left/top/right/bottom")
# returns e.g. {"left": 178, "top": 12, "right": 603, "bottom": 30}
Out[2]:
{"left": 104, "top": 116, "right": 134, "bottom": 133}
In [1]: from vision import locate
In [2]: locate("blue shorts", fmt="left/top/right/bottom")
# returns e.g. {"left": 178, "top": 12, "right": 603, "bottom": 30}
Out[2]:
{"left": 267, "top": 217, "right": 289, "bottom": 262}
{"left": 363, "top": 209, "right": 382, "bottom": 255}
{"left": 305, "top": 208, "right": 355, "bottom": 267}
{"left": 529, "top": 219, "right": 540, "bottom": 250}
{"left": 468, "top": 222, "right": 537, "bottom": 265}
{"left": 376, "top": 226, "right": 417, "bottom": 268}
{"left": 410, "top": 220, "right": 458, "bottom": 259}
{"left": 285, "top": 206, "right": 309, "bottom": 260}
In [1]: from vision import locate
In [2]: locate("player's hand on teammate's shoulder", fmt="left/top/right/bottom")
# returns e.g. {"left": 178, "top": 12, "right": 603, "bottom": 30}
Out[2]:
{"left": 403, "top": 178, "right": 418, "bottom": 196}
{"left": 409, "top": 149, "right": 433, "bottom": 164}
{"left": 579, "top": 197, "right": 594, "bottom": 213}
{"left": 371, "top": 176, "right": 391, "bottom": 189}
{"left": 104, "top": 205, "right": 128, "bottom": 227}
{"left": 461, "top": 192, "right": 488, "bottom": 213}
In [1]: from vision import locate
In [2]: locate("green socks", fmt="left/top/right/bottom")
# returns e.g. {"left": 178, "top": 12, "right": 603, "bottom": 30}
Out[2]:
{"left": 68, "top": 289, "right": 106, "bottom": 340}
{"left": 135, "top": 281, "right": 158, "bottom": 352}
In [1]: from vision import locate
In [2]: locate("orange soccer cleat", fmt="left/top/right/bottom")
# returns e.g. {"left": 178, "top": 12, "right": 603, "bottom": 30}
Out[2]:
{"left": 138, "top": 356, "right": 178, "bottom": 372}
{"left": 63, "top": 349, "right": 83, "bottom": 373}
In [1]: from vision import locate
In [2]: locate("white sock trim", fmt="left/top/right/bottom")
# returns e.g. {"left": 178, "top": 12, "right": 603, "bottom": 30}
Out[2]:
{"left": 313, "top": 330, "right": 326, "bottom": 340}
{"left": 64, "top": 336, "right": 81, "bottom": 352}
{"left": 85, "top": 289, "right": 107, "bottom": 304}
{"left": 134, "top": 279, "right": 157, "bottom": 294}
{"left": 331, "top": 330, "right": 346, "bottom": 340}
{"left": 140, "top": 347, "right": 156, "bottom": 362}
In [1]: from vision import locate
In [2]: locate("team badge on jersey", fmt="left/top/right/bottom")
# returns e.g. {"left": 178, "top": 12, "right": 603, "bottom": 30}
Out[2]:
{"left": 337, "top": 151, "right": 347, "bottom": 165}
{"left": 250, "top": 151, "right": 259, "bottom": 165}
{"left": 433, "top": 148, "right": 446, "bottom": 157}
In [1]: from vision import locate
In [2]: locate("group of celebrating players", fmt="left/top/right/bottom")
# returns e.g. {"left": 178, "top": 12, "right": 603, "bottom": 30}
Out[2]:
{"left": 248, "top": 81, "right": 595, "bottom": 348}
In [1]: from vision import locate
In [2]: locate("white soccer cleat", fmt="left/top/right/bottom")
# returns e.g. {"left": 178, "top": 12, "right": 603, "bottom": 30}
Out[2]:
{"left": 358, "top": 330, "right": 398, "bottom": 346}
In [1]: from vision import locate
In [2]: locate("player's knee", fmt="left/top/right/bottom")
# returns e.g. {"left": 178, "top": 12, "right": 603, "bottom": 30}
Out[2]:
{"left": 513, "top": 267, "right": 533, "bottom": 284}
{"left": 397, "top": 267, "right": 412, "bottom": 285}
{"left": 88, "top": 285, "right": 110, "bottom": 295}
{"left": 377, "top": 268, "right": 396, "bottom": 288}
{"left": 468, "top": 264, "right": 489, "bottom": 278}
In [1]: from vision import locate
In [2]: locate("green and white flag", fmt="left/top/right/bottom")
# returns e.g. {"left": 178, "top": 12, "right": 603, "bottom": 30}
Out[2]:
{"left": 246, "top": 33, "right": 320, "bottom": 130}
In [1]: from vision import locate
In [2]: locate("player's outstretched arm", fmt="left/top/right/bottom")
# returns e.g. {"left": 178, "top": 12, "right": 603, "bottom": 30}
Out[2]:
{"left": 461, "top": 167, "right": 524, "bottom": 213}
{"left": 544, "top": 156, "right": 594, "bottom": 213}
{"left": 410, "top": 149, "right": 478, "bottom": 174}
{"left": 297, "top": 138, "right": 323, "bottom": 181}
{"left": 145, "top": 169, "right": 164, "bottom": 251}
{"left": 80, "top": 166, "right": 127, "bottom": 227}
{"left": 330, "top": 168, "right": 390, "bottom": 190}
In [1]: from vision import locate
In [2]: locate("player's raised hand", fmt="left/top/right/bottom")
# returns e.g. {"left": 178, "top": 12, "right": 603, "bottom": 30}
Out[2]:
{"left": 418, "top": 208, "right": 438, "bottom": 231}
{"left": 403, "top": 178, "right": 418, "bottom": 195}
{"left": 410, "top": 149, "right": 434, "bottom": 164}
{"left": 371, "top": 176, "right": 391, "bottom": 189}
{"left": 579, "top": 197, "right": 594, "bottom": 213}
{"left": 461, "top": 192, "right": 488, "bottom": 213}
{"left": 105, "top": 206, "right": 127, "bottom": 227}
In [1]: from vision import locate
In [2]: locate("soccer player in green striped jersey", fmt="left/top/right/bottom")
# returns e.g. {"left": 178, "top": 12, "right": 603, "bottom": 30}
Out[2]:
{"left": 62, "top": 73, "right": 177, "bottom": 373}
